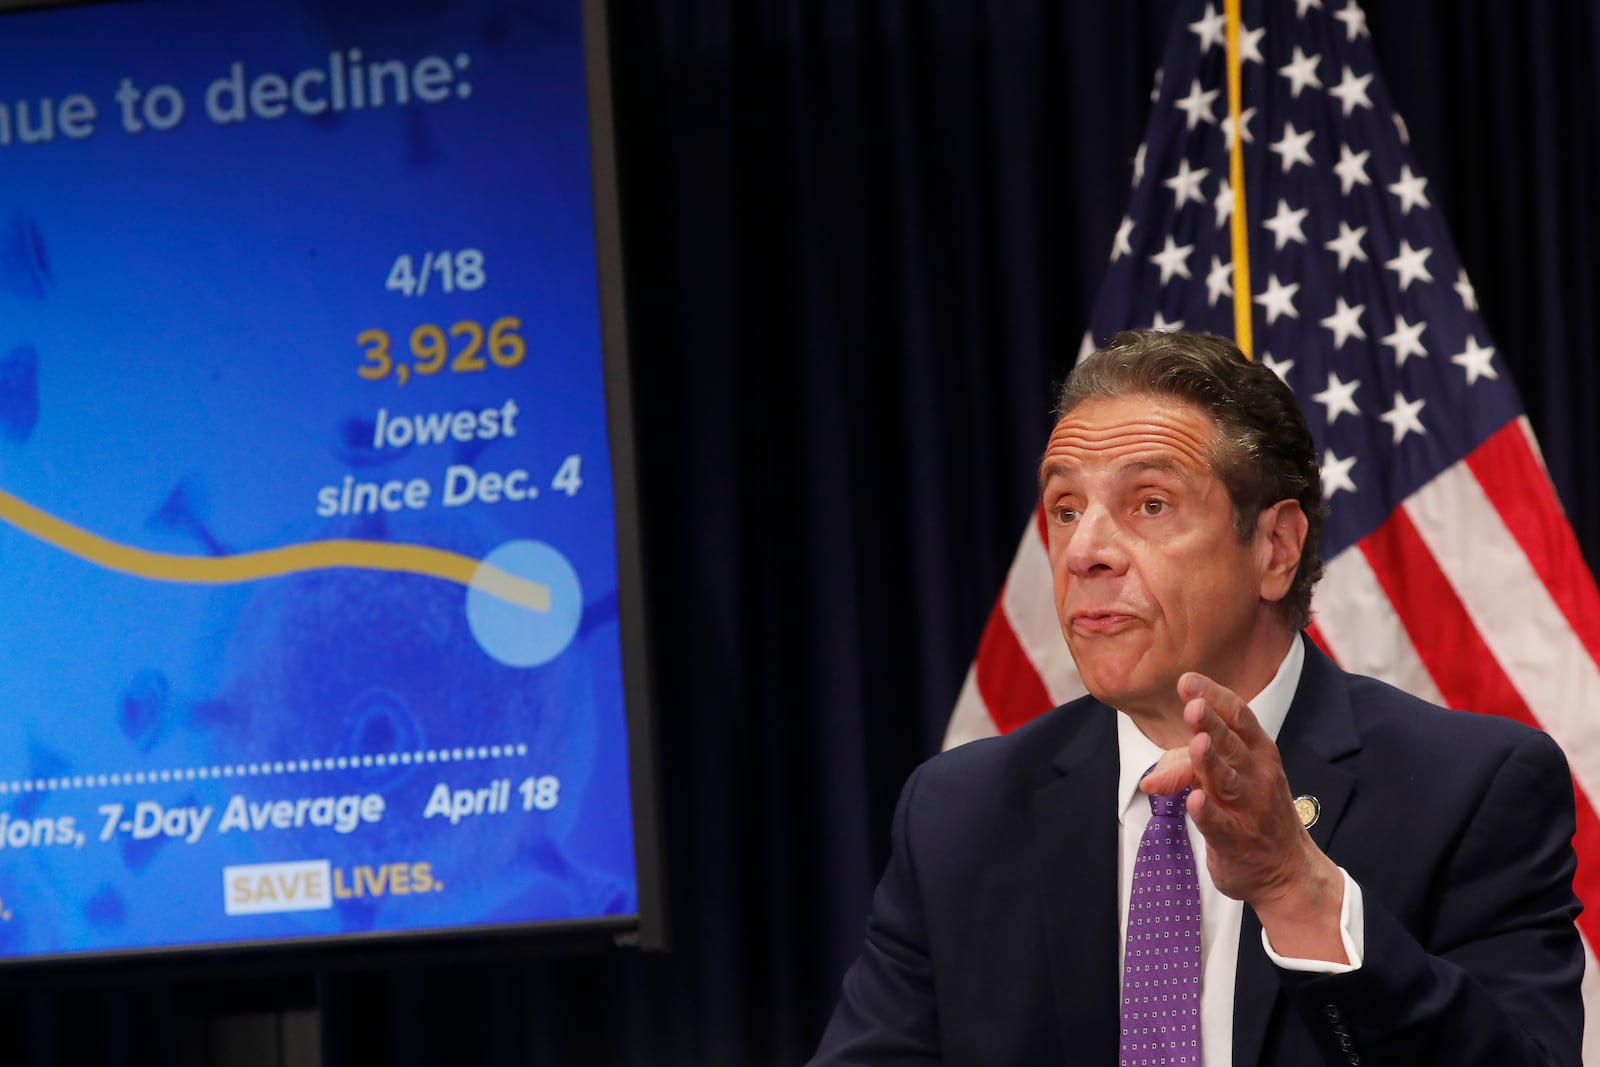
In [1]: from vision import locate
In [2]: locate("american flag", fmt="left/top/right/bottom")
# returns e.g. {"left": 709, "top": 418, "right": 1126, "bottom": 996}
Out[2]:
{"left": 945, "top": 0, "right": 1600, "bottom": 1052}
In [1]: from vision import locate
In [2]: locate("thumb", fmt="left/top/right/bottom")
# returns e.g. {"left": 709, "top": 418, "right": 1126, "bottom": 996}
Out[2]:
{"left": 1139, "top": 748, "right": 1196, "bottom": 795}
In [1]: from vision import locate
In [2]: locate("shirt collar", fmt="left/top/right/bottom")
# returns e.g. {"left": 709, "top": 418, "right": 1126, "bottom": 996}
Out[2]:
{"left": 1115, "top": 635, "right": 1306, "bottom": 822}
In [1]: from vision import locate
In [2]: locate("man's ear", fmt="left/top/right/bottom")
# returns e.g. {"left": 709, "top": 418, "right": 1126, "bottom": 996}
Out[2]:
{"left": 1257, "top": 500, "right": 1308, "bottom": 604}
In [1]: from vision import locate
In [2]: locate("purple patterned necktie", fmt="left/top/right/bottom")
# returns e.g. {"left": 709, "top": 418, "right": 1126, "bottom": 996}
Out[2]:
{"left": 1119, "top": 785, "right": 1202, "bottom": 1066}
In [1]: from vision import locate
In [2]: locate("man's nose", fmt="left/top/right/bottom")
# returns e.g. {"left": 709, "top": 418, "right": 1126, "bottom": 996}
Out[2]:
{"left": 1063, "top": 505, "right": 1127, "bottom": 576}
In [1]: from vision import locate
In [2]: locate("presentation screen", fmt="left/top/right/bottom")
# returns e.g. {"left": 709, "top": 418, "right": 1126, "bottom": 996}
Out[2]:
{"left": 0, "top": 0, "right": 663, "bottom": 963}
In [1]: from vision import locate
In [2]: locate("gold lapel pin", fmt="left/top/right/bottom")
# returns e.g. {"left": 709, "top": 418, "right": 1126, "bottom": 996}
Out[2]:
{"left": 1294, "top": 795, "right": 1321, "bottom": 829}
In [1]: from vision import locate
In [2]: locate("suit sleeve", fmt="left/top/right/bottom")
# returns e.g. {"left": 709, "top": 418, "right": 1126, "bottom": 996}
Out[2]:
{"left": 807, "top": 763, "right": 944, "bottom": 1066}
{"left": 1279, "top": 729, "right": 1586, "bottom": 1066}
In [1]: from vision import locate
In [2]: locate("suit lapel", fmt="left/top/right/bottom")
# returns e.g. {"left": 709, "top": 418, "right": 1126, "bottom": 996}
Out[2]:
{"left": 1232, "top": 636, "right": 1362, "bottom": 1067}
{"left": 1031, "top": 701, "right": 1121, "bottom": 1065}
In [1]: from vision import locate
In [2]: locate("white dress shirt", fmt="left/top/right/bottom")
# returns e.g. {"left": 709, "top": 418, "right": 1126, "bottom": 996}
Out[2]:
{"left": 1115, "top": 637, "right": 1365, "bottom": 1065}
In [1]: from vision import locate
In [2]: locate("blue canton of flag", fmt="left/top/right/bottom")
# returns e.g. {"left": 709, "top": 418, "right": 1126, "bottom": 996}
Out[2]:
{"left": 1088, "top": 0, "right": 1513, "bottom": 560}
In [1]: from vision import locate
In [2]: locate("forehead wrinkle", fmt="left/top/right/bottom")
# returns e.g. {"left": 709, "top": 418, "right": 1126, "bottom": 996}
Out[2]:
{"left": 1040, "top": 411, "right": 1217, "bottom": 488}
{"left": 1119, "top": 456, "right": 1197, "bottom": 482}
{"left": 1039, "top": 455, "right": 1202, "bottom": 496}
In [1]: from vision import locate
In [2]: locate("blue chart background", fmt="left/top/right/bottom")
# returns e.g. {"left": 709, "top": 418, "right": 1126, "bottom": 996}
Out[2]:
{"left": 0, "top": 0, "right": 639, "bottom": 958}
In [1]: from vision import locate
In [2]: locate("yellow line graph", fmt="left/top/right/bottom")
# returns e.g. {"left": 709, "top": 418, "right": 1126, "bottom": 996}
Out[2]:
{"left": 0, "top": 487, "right": 551, "bottom": 612}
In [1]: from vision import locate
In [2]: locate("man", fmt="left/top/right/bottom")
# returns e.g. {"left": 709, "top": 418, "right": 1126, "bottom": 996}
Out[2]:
{"left": 810, "top": 330, "right": 1583, "bottom": 1065}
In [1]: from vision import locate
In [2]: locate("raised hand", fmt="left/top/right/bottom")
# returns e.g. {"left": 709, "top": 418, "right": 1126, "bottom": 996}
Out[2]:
{"left": 1141, "top": 671, "right": 1348, "bottom": 963}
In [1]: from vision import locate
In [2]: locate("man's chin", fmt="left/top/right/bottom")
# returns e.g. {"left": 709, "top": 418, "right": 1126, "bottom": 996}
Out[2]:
{"left": 1074, "top": 661, "right": 1167, "bottom": 716}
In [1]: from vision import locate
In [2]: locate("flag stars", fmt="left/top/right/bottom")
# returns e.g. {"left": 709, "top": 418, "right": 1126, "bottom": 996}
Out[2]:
{"left": 1206, "top": 256, "right": 1233, "bottom": 306}
{"left": 1333, "top": 144, "right": 1371, "bottom": 195}
{"left": 1132, "top": 143, "right": 1148, "bottom": 188}
{"left": 1214, "top": 177, "right": 1234, "bottom": 228}
{"left": 1254, "top": 273, "right": 1301, "bottom": 324}
{"left": 1263, "top": 199, "right": 1310, "bottom": 249}
{"left": 1455, "top": 268, "right": 1478, "bottom": 311}
{"left": 1380, "top": 391, "right": 1427, "bottom": 443}
{"left": 1165, "top": 159, "right": 1210, "bottom": 210}
{"left": 1260, "top": 351, "right": 1295, "bottom": 381}
{"left": 1111, "top": 216, "right": 1135, "bottom": 261}
{"left": 1452, "top": 337, "right": 1499, "bottom": 384}
{"left": 1328, "top": 65, "right": 1375, "bottom": 115}
{"left": 1270, "top": 122, "right": 1315, "bottom": 172}
{"left": 1221, "top": 106, "right": 1257, "bottom": 150}
{"left": 1149, "top": 236, "right": 1195, "bottom": 284}
{"left": 1151, "top": 311, "right": 1184, "bottom": 333}
{"left": 1295, "top": 0, "right": 1323, "bottom": 15}
{"left": 1279, "top": 46, "right": 1322, "bottom": 96}
{"left": 1189, "top": 3, "right": 1227, "bottom": 52}
{"left": 1385, "top": 240, "right": 1435, "bottom": 291}
{"left": 1325, "top": 221, "right": 1369, "bottom": 271}
{"left": 1239, "top": 24, "right": 1266, "bottom": 65}
{"left": 1320, "top": 296, "right": 1368, "bottom": 349}
{"left": 1077, "top": 331, "right": 1097, "bottom": 364}
{"left": 1312, "top": 371, "right": 1362, "bottom": 424}
{"left": 1388, "top": 165, "right": 1431, "bottom": 214}
{"left": 1321, "top": 451, "right": 1358, "bottom": 499}
{"left": 1382, "top": 316, "right": 1428, "bottom": 367}
{"left": 1334, "top": 0, "right": 1370, "bottom": 41}
{"left": 1175, "top": 78, "right": 1220, "bottom": 130}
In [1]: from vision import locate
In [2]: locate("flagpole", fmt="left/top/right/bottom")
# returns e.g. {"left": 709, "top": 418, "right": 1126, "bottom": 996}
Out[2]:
{"left": 1224, "top": 0, "right": 1253, "bottom": 358}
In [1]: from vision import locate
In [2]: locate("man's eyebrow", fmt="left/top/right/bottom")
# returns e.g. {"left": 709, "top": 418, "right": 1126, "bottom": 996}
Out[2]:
{"left": 1038, "top": 459, "right": 1072, "bottom": 493}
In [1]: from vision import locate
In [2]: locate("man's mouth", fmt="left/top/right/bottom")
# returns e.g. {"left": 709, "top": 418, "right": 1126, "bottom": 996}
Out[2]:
{"left": 1069, "top": 611, "right": 1138, "bottom": 634}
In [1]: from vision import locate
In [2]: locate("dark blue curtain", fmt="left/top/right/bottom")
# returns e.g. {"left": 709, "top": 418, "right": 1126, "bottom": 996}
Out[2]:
{"left": 9, "top": 2, "right": 1599, "bottom": 1064}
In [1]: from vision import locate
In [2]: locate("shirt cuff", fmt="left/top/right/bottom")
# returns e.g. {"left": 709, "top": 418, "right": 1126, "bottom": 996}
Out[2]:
{"left": 1260, "top": 866, "right": 1365, "bottom": 974}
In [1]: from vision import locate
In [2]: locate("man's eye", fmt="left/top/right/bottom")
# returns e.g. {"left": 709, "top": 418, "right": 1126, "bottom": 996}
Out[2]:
{"left": 1140, "top": 499, "right": 1167, "bottom": 516}
{"left": 1054, "top": 507, "right": 1078, "bottom": 524}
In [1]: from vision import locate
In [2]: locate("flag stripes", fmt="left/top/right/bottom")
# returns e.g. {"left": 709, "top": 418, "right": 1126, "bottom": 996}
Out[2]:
{"left": 1307, "top": 552, "right": 1444, "bottom": 706}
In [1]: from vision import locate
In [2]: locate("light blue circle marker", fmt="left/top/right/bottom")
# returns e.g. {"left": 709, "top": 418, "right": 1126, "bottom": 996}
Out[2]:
{"left": 467, "top": 540, "right": 582, "bottom": 668}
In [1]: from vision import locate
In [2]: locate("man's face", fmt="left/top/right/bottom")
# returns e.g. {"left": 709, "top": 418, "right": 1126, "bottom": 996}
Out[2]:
{"left": 1038, "top": 393, "right": 1297, "bottom": 718}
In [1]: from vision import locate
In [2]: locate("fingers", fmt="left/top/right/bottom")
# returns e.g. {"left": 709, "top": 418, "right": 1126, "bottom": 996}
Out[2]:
{"left": 1177, "top": 673, "right": 1279, "bottom": 819}
{"left": 1170, "top": 675, "right": 1316, "bottom": 908}
{"left": 1186, "top": 700, "right": 1247, "bottom": 802}
{"left": 1141, "top": 674, "right": 1271, "bottom": 803}
{"left": 1178, "top": 672, "right": 1267, "bottom": 743}
{"left": 1139, "top": 677, "right": 1256, "bottom": 798}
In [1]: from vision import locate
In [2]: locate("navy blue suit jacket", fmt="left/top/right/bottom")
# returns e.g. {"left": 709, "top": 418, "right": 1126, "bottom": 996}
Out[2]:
{"left": 811, "top": 638, "right": 1584, "bottom": 1065}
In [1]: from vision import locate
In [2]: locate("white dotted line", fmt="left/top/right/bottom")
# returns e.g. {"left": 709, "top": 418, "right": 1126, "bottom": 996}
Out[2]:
{"left": 0, "top": 743, "right": 529, "bottom": 795}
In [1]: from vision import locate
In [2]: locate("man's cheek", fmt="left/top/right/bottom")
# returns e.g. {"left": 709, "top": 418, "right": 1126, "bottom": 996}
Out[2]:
{"left": 1052, "top": 571, "right": 1076, "bottom": 618}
